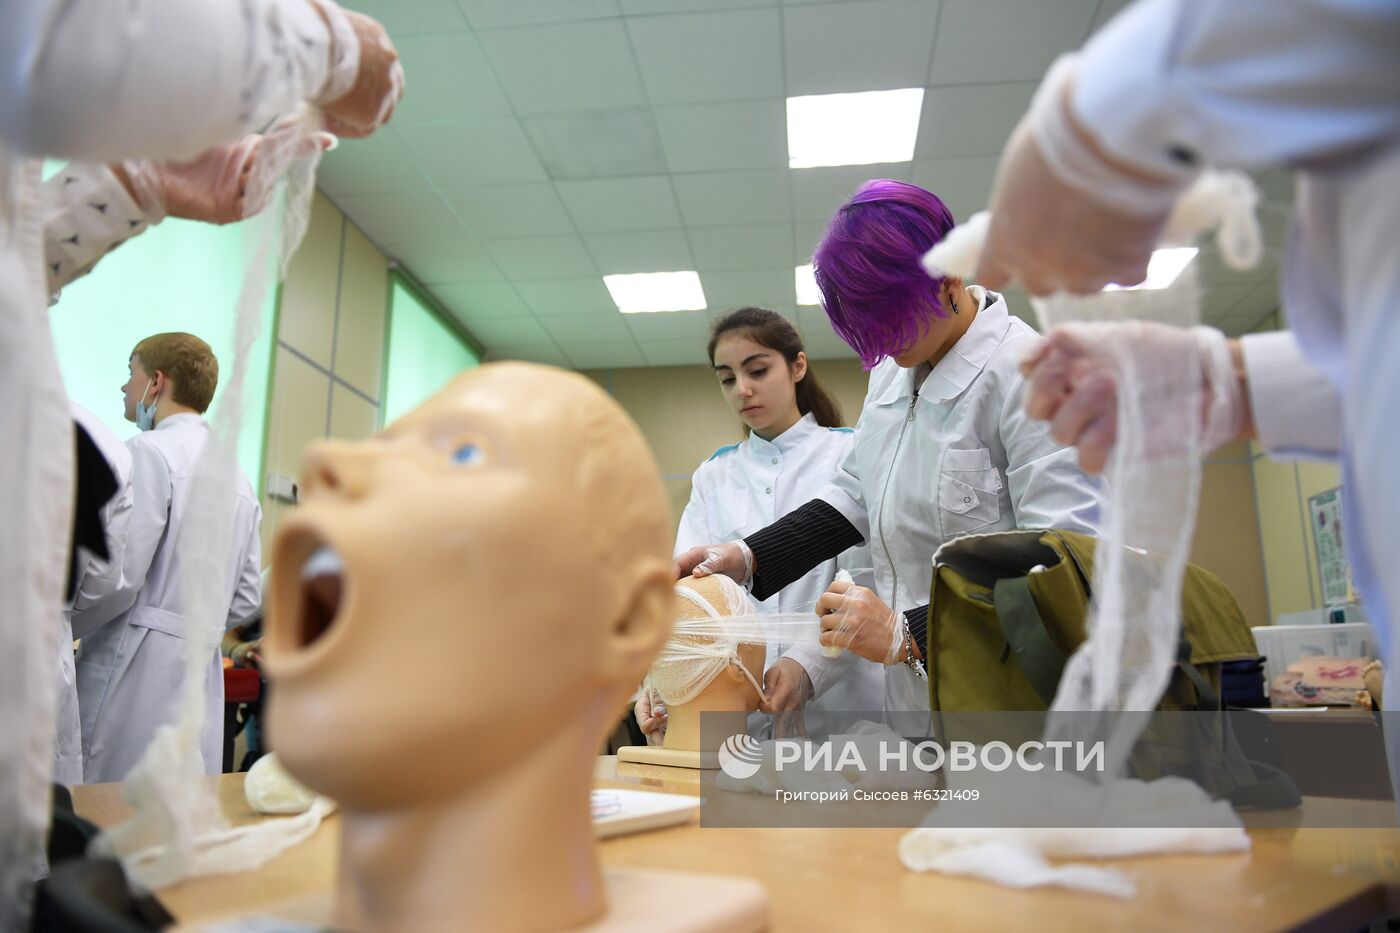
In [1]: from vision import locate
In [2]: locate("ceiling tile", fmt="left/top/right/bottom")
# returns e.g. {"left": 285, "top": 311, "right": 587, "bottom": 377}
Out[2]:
{"left": 555, "top": 176, "right": 682, "bottom": 233}
{"left": 1197, "top": 249, "right": 1277, "bottom": 288}
{"left": 796, "top": 307, "right": 837, "bottom": 339}
{"left": 783, "top": 0, "right": 940, "bottom": 96}
{"left": 337, "top": 190, "right": 469, "bottom": 246}
{"left": 637, "top": 337, "right": 712, "bottom": 366}
{"left": 1225, "top": 283, "right": 1281, "bottom": 327}
{"left": 442, "top": 184, "right": 576, "bottom": 237}
{"left": 522, "top": 109, "right": 668, "bottom": 180}
{"left": 486, "top": 344, "right": 571, "bottom": 366}
{"left": 477, "top": 20, "right": 647, "bottom": 114}
{"left": 672, "top": 170, "right": 791, "bottom": 226}
{"left": 627, "top": 9, "right": 784, "bottom": 105}
{"left": 654, "top": 99, "right": 788, "bottom": 173}
{"left": 928, "top": 0, "right": 1097, "bottom": 86}
{"left": 539, "top": 312, "right": 635, "bottom": 343}
{"left": 701, "top": 267, "right": 792, "bottom": 311}
{"left": 584, "top": 229, "right": 694, "bottom": 273}
{"left": 623, "top": 309, "right": 712, "bottom": 342}
{"left": 793, "top": 221, "right": 828, "bottom": 262}
{"left": 461, "top": 314, "right": 555, "bottom": 346}
{"left": 392, "top": 238, "right": 503, "bottom": 286}
{"left": 396, "top": 120, "right": 548, "bottom": 187}
{"left": 689, "top": 224, "right": 794, "bottom": 272}
{"left": 563, "top": 341, "right": 646, "bottom": 369}
{"left": 1091, "top": 0, "right": 1134, "bottom": 32}
{"left": 431, "top": 281, "right": 530, "bottom": 318}
{"left": 909, "top": 155, "right": 999, "bottom": 221}
{"left": 791, "top": 163, "right": 912, "bottom": 223}
{"left": 484, "top": 235, "right": 599, "bottom": 279}
{"left": 317, "top": 130, "right": 432, "bottom": 199}
{"left": 914, "top": 82, "right": 1037, "bottom": 158}
{"left": 457, "top": 0, "right": 620, "bottom": 29}
{"left": 803, "top": 332, "right": 858, "bottom": 361}
{"left": 1259, "top": 202, "right": 1292, "bottom": 247}
{"left": 515, "top": 277, "right": 618, "bottom": 315}
{"left": 344, "top": 0, "right": 469, "bottom": 36}
{"left": 1199, "top": 285, "right": 1252, "bottom": 323}
{"left": 389, "top": 33, "right": 513, "bottom": 124}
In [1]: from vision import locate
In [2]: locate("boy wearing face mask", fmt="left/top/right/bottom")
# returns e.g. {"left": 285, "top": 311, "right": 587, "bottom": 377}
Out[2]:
{"left": 71, "top": 332, "right": 261, "bottom": 784}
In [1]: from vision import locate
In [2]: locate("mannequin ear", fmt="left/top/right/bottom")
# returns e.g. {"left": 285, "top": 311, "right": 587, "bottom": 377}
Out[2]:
{"left": 601, "top": 561, "right": 674, "bottom": 682}
{"left": 791, "top": 351, "right": 808, "bottom": 383}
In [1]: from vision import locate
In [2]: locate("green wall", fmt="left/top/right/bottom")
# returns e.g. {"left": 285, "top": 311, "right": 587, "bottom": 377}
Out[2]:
{"left": 49, "top": 216, "right": 277, "bottom": 487}
{"left": 381, "top": 276, "right": 480, "bottom": 427}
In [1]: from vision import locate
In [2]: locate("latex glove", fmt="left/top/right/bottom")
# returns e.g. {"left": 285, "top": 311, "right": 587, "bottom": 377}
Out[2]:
{"left": 118, "top": 124, "right": 334, "bottom": 225}
{"left": 975, "top": 56, "right": 1187, "bottom": 296}
{"left": 817, "top": 579, "right": 904, "bottom": 666}
{"left": 635, "top": 687, "right": 667, "bottom": 746}
{"left": 761, "top": 657, "right": 814, "bottom": 739}
{"left": 311, "top": 2, "right": 404, "bottom": 138}
{"left": 673, "top": 540, "right": 754, "bottom": 584}
{"left": 1019, "top": 322, "right": 1247, "bottom": 474}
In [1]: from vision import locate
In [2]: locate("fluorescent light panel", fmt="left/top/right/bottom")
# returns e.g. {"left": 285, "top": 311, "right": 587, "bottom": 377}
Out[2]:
{"left": 1102, "top": 247, "right": 1199, "bottom": 292}
{"left": 604, "top": 271, "right": 707, "bottom": 314}
{"left": 787, "top": 88, "right": 924, "bottom": 169}
{"left": 795, "top": 264, "right": 821, "bottom": 306}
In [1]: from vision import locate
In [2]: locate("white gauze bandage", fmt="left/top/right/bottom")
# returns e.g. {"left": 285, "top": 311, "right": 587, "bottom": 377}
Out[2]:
{"left": 89, "top": 107, "right": 328, "bottom": 892}
{"left": 647, "top": 576, "right": 827, "bottom": 707}
{"left": 914, "top": 170, "right": 1263, "bottom": 893}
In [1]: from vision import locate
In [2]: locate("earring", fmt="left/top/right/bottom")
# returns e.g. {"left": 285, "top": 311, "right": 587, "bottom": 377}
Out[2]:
{"left": 950, "top": 295, "right": 960, "bottom": 315}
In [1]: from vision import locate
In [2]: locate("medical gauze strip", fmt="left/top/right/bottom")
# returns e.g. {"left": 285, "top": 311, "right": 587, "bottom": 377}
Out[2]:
{"left": 910, "top": 171, "right": 1263, "bottom": 894}
{"left": 92, "top": 109, "right": 327, "bottom": 892}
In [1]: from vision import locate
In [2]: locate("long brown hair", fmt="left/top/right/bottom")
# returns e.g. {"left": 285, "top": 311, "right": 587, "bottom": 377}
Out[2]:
{"left": 706, "top": 307, "right": 844, "bottom": 428}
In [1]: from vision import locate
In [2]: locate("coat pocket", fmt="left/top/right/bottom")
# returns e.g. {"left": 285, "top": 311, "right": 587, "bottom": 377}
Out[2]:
{"left": 938, "top": 448, "right": 1002, "bottom": 534}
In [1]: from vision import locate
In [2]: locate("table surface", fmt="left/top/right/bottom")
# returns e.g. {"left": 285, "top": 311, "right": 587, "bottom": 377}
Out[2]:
{"left": 71, "top": 758, "right": 1400, "bottom": 932}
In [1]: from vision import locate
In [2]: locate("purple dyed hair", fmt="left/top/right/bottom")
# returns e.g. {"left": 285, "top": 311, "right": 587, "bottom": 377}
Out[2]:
{"left": 812, "top": 179, "right": 957, "bottom": 369}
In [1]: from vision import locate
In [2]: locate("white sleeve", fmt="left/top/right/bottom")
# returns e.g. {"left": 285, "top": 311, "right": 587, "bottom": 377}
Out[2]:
{"left": 68, "top": 439, "right": 171, "bottom": 635}
{"left": 225, "top": 502, "right": 263, "bottom": 631}
{"left": 782, "top": 643, "right": 856, "bottom": 701}
{"left": 815, "top": 430, "right": 870, "bottom": 543}
{"left": 1240, "top": 330, "right": 1342, "bottom": 461}
{"left": 1071, "top": 0, "right": 1400, "bottom": 179}
{"left": 0, "top": 0, "right": 334, "bottom": 161}
{"left": 1000, "top": 373, "right": 1103, "bottom": 536}
{"left": 673, "top": 466, "right": 713, "bottom": 558}
{"left": 41, "top": 163, "right": 156, "bottom": 296}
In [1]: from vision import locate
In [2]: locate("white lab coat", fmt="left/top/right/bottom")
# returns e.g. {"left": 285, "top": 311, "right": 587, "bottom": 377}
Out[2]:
{"left": 1070, "top": 0, "right": 1400, "bottom": 696}
{"left": 0, "top": 2, "right": 334, "bottom": 915}
{"left": 677, "top": 413, "right": 885, "bottom": 716}
{"left": 59, "top": 403, "right": 134, "bottom": 787}
{"left": 72, "top": 414, "right": 262, "bottom": 784}
{"left": 818, "top": 288, "right": 1103, "bottom": 618}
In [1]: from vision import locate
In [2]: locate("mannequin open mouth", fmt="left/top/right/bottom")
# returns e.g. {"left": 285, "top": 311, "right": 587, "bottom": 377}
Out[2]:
{"left": 299, "top": 544, "right": 344, "bottom": 649}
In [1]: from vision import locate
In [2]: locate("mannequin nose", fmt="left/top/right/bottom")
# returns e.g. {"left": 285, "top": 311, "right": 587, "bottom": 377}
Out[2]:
{"left": 300, "top": 439, "right": 375, "bottom": 501}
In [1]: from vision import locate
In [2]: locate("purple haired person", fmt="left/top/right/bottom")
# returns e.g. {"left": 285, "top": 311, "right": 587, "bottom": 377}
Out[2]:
{"left": 674, "top": 179, "right": 1101, "bottom": 696}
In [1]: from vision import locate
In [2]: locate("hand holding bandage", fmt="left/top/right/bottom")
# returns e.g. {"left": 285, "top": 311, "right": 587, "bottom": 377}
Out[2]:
{"left": 817, "top": 579, "right": 905, "bottom": 666}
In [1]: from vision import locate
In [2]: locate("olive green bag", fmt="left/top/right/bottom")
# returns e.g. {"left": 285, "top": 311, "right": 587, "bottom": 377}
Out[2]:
{"left": 925, "top": 529, "right": 1299, "bottom": 808}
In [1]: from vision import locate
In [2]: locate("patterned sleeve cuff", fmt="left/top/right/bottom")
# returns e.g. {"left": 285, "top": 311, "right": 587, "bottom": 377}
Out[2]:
{"left": 41, "top": 163, "right": 156, "bottom": 296}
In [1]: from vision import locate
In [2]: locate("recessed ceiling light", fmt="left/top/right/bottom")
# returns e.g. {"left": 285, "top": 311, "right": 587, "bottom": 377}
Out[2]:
{"left": 1102, "top": 247, "right": 1199, "bottom": 292}
{"left": 795, "top": 264, "right": 821, "bottom": 306}
{"left": 604, "top": 271, "right": 707, "bottom": 314}
{"left": 787, "top": 88, "right": 924, "bottom": 169}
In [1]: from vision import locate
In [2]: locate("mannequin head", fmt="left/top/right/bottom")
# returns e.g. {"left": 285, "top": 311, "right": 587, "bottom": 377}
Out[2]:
{"left": 649, "top": 574, "right": 765, "bottom": 752}
{"left": 264, "top": 362, "right": 675, "bottom": 808}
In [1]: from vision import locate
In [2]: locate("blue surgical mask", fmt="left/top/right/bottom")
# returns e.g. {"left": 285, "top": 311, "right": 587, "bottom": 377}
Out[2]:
{"left": 136, "top": 379, "right": 156, "bottom": 431}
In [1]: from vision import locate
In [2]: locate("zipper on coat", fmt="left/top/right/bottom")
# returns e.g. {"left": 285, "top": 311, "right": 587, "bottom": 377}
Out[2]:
{"left": 876, "top": 388, "right": 919, "bottom": 613}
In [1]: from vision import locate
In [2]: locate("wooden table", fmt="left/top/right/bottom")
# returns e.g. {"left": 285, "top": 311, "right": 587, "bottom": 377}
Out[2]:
{"left": 72, "top": 759, "right": 1400, "bottom": 932}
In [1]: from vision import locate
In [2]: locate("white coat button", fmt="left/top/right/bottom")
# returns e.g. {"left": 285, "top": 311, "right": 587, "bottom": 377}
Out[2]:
{"left": 765, "top": 487, "right": 772, "bottom": 494}
{"left": 963, "top": 496, "right": 972, "bottom": 504}
{"left": 772, "top": 457, "right": 779, "bottom": 464}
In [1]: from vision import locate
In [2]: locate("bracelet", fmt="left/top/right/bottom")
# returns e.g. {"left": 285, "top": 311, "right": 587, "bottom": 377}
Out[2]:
{"left": 901, "top": 621, "right": 926, "bottom": 679}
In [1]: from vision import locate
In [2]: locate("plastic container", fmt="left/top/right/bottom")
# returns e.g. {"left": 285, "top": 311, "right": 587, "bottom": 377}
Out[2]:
{"left": 1250, "top": 622, "right": 1378, "bottom": 686}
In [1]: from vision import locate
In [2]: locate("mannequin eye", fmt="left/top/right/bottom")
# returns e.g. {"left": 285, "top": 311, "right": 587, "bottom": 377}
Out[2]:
{"left": 451, "top": 443, "right": 485, "bottom": 467}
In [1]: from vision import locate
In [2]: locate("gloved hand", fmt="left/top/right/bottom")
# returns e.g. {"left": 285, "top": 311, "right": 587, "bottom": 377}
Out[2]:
{"left": 117, "top": 123, "right": 335, "bottom": 225}
{"left": 310, "top": 1, "right": 404, "bottom": 138}
{"left": 230, "top": 638, "right": 263, "bottom": 670}
{"left": 634, "top": 687, "right": 667, "bottom": 746}
{"left": 817, "top": 579, "right": 905, "bottom": 666}
{"left": 1019, "top": 322, "right": 1249, "bottom": 474}
{"left": 761, "top": 657, "right": 814, "bottom": 739}
{"left": 672, "top": 540, "right": 754, "bottom": 584}
{"left": 974, "top": 56, "right": 1187, "bottom": 296}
